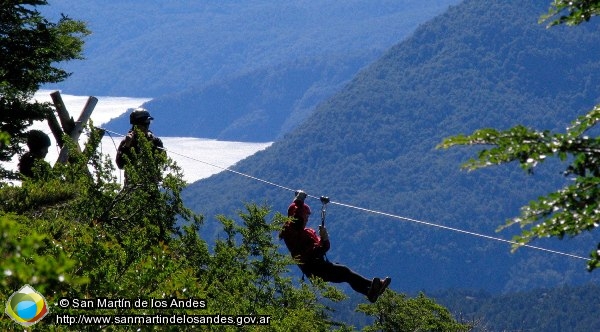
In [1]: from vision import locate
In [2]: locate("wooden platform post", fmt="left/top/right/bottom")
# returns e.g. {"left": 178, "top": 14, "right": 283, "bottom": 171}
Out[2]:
{"left": 45, "top": 111, "right": 64, "bottom": 147}
{"left": 50, "top": 91, "right": 75, "bottom": 136}
{"left": 47, "top": 91, "right": 100, "bottom": 164}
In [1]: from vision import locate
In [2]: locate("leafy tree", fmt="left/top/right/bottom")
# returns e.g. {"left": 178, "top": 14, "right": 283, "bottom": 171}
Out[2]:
{"left": 438, "top": 1, "right": 600, "bottom": 270}
{"left": 0, "top": 129, "right": 202, "bottom": 330}
{"left": 0, "top": 0, "right": 89, "bottom": 179}
{"left": 357, "top": 291, "right": 471, "bottom": 332}
{"left": 541, "top": 0, "right": 600, "bottom": 26}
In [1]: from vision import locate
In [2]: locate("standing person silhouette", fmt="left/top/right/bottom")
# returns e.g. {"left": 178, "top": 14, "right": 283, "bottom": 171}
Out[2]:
{"left": 116, "top": 108, "right": 164, "bottom": 183}
{"left": 18, "top": 130, "right": 51, "bottom": 179}
{"left": 115, "top": 107, "right": 168, "bottom": 239}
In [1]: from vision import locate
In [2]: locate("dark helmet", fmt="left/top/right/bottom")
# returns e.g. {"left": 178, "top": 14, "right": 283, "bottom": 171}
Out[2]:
{"left": 129, "top": 107, "right": 154, "bottom": 125}
{"left": 26, "top": 130, "right": 51, "bottom": 150}
{"left": 294, "top": 190, "right": 307, "bottom": 202}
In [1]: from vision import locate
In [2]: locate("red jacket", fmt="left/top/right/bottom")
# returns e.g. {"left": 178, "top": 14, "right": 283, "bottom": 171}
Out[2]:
{"left": 280, "top": 201, "right": 330, "bottom": 263}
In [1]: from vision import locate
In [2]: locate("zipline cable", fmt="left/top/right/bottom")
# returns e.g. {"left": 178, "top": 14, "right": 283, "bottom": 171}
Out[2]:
{"left": 96, "top": 127, "right": 590, "bottom": 261}
{"left": 329, "top": 200, "right": 589, "bottom": 261}
{"left": 101, "top": 129, "right": 122, "bottom": 183}
{"left": 99, "top": 128, "right": 297, "bottom": 194}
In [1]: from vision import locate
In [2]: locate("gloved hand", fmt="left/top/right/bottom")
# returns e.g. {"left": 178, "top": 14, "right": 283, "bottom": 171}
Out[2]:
{"left": 318, "top": 225, "right": 329, "bottom": 241}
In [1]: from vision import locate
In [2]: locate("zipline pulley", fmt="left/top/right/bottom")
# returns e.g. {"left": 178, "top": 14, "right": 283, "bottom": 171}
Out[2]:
{"left": 320, "top": 196, "right": 330, "bottom": 227}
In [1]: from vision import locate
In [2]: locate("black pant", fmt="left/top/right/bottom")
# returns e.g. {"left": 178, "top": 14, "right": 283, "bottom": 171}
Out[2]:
{"left": 300, "top": 260, "right": 371, "bottom": 296}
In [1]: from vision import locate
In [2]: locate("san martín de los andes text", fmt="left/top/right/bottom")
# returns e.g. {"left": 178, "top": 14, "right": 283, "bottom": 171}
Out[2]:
{"left": 63, "top": 297, "right": 206, "bottom": 309}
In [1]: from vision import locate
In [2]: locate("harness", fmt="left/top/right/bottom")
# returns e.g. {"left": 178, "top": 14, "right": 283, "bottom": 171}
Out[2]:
{"left": 299, "top": 195, "right": 331, "bottom": 281}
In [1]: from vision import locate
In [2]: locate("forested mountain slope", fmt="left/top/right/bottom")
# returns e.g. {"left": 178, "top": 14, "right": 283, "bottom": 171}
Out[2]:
{"left": 330, "top": 283, "right": 600, "bottom": 330}
{"left": 432, "top": 283, "right": 600, "bottom": 331}
{"left": 183, "top": 0, "right": 600, "bottom": 293}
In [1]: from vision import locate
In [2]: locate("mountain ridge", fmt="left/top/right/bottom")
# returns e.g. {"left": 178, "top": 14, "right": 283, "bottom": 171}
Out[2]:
{"left": 41, "top": 1, "right": 460, "bottom": 141}
{"left": 104, "top": 54, "right": 374, "bottom": 141}
{"left": 42, "top": 0, "right": 458, "bottom": 97}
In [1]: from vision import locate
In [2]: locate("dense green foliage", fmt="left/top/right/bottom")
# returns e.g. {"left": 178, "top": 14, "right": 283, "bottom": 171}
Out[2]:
{"left": 357, "top": 292, "right": 471, "bottom": 332}
{"left": 0, "top": 0, "right": 89, "bottom": 179}
{"left": 0, "top": 135, "right": 327, "bottom": 331}
{"left": 184, "top": 0, "right": 600, "bottom": 293}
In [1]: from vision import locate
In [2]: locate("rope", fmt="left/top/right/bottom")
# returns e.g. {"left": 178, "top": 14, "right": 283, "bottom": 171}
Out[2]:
{"left": 102, "top": 129, "right": 123, "bottom": 183}
{"left": 96, "top": 127, "right": 590, "bottom": 261}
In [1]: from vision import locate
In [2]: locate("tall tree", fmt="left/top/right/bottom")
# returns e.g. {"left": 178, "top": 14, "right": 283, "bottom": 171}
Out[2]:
{"left": 0, "top": 0, "right": 89, "bottom": 179}
{"left": 439, "top": 1, "right": 600, "bottom": 270}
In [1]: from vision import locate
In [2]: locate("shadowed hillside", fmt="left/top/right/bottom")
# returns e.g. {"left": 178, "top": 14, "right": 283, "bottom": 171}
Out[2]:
{"left": 183, "top": 0, "right": 600, "bottom": 293}
{"left": 105, "top": 54, "right": 374, "bottom": 141}
{"left": 432, "top": 283, "right": 600, "bottom": 331}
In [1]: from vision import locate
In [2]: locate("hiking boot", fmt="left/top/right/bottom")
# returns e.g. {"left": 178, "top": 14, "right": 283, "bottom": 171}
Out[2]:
{"left": 367, "top": 277, "right": 382, "bottom": 303}
{"left": 379, "top": 277, "right": 391, "bottom": 296}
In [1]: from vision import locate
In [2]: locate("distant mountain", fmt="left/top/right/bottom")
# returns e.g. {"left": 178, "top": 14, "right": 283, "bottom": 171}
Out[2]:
{"left": 42, "top": 1, "right": 458, "bottom": 97}
{"left": 41, "top": 1, "right": 460, "bottom": 141}
{"left": 104, "top": 54, "right": 374, "bottom": 141}
{"left": 182, "top": 0, "right": 600, "bottom": 294}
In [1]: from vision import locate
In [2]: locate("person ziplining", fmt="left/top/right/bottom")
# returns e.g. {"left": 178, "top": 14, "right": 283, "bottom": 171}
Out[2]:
{"left": 279, "top": 190, "right": 391, "bottom": 303}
